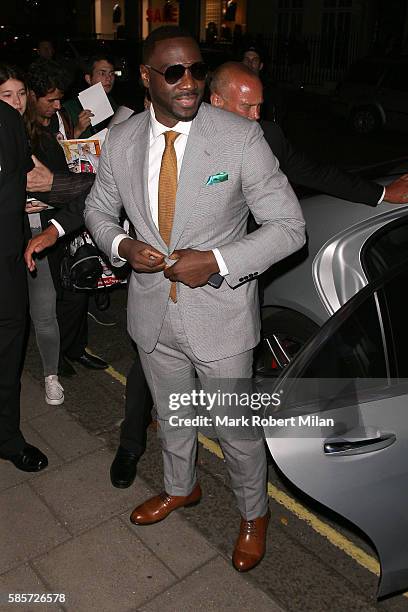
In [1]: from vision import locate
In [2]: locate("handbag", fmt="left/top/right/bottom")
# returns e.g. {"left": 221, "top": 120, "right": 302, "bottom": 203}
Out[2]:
{"left": 60, "top": 238, "right": 103, "bottom": 291}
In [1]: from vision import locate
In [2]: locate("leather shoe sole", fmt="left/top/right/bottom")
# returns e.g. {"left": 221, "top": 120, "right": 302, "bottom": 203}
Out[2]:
{"left": 0, "top": 444, "right": 48, "bottom": 472}
{"left": 130, "top": 483, "right": 202, "bottom": 525}
{"left": 110, "top": 446, "right": 140, "bottom": 488}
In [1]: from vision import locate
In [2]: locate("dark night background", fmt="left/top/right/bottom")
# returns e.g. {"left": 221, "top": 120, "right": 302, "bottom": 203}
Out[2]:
{"left": 0, "top": 0, "right": 408, "bottom": 172}
{"left": 1, "top": 0, "right": 408, "bottom": 171}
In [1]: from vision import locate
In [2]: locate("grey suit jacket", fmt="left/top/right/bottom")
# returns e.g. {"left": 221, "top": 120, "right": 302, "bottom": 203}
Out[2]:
{"left": 85, "top": 103, "right": 305, "bottom": 361}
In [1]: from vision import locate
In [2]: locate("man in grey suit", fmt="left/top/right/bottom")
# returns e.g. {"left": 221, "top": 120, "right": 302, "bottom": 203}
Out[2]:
{"left": 85, "top": 26, "right": 305, "bottom": 572}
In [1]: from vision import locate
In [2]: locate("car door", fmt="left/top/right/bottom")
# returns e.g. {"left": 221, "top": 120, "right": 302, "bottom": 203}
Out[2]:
{"left": 263, "top": 261, "right": 408, "bottom": 598}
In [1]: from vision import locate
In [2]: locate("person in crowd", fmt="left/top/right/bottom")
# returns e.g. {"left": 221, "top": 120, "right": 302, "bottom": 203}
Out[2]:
{"left": 241, "top": 45, "right": 283, "bottom": 123}
{"left": 210, "top": 62, "right": 408, "bottom": 205}
{"left": 0, "top": 66, "right": 27, "bottom": 113}
{"left": 84, "top": 26, "right": 305, "bottom": 572}
{"left": 242, "top": 46, "right": 263, "bottom": 75}
{"left": 25, "top": 59, "right": 108, "bottom": 374}
{"left": 0, "top": 99, "right": 48, "bottom": 472}
{"left": 37, "top": 38, "right": 55, "bottom": 62}
{"left": 0, "top": 63, "right": 65, "bottom": 404}
{"left": 64, "top": 54, "right": 118, "bottom": 139}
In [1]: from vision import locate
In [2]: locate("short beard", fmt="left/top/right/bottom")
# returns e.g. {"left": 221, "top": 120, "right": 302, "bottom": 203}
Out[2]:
{"left": 172, "top": 107, "right": 200, "bottom": 122}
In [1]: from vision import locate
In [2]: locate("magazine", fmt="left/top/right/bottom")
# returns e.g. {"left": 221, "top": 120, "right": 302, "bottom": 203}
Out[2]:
{"left": 59, "top": 138, "right": 102, "bottom": 174}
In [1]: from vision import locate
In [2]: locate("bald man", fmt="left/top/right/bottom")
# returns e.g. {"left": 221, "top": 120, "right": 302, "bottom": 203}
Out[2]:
{"left": 210, "top": 62, "right": 408, "bottom": 205}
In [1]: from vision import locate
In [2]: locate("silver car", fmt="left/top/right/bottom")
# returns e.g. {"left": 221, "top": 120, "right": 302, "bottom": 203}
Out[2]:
{"left": 260, "top": 163, "right": 408, "bottom": 372}
{"left": 258, "top": 161, "right": 408, "bottom": 598}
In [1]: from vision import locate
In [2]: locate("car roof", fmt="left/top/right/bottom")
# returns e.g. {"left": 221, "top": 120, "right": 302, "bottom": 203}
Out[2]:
{"left": 262, "top": 179, "right": 408, "bottom": 325}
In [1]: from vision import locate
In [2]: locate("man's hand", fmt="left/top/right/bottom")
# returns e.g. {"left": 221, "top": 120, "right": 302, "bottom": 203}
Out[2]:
{"left": 118, "top": 238, "right": 166, "bottom": 273}
{"left": 384, "top": 174, "right": 408, "bottom": 203}
{"left": 27, "top": 156, "right": 53, "bottom": 192}
{"left": 164, "top": 249, "right": 219, "bottom": 288}
{"left": 24, "top": 225, "right": 59, "bottom": 272}
{"left": 74, "top": 110, "right": 94, "bottom": 138}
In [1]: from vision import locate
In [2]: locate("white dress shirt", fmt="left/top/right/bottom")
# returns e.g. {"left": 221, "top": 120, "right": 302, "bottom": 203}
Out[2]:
{"left": 111, "top": 105, "right": 228, "bottom": 275}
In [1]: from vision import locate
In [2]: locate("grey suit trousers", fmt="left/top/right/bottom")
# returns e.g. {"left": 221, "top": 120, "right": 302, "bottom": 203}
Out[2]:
{"left": 139, "top": 301, "right": 268, "bottom": 521}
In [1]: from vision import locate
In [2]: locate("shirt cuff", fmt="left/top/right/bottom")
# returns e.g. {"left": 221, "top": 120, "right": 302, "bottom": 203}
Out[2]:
{"left": 212, "top": 248, "right": 229, "bottom": 276}
{"left": 111, "top": 234, "right": 132, "bottom": 265}
{"left": 50, "top": 219, "right": 65, "bottom": 238}
{"left": 378, "top": 187, "right": 386, "bottom": 204}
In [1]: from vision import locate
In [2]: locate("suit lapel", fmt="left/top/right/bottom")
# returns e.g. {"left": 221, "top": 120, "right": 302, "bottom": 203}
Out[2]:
{"left": 170, "top": 104, "right": 216, "bottom": 251}
{"left": 126, "top": 112, "right": 167, "bottom": 250}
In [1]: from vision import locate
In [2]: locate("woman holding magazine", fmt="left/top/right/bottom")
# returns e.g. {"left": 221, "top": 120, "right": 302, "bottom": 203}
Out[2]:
{"left": 0, "top": 61, "right": 107, "bottom": 406}
{"left": 24, "top": 60, "right": 107, "bottom": 377}
{"left": 0, "top": 63, "right": 65, "bottom": 405}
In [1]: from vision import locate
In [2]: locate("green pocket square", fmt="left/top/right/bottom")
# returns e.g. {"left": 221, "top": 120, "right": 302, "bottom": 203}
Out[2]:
{"left": 206, "top": 172, "right": 228, "bottom": 186}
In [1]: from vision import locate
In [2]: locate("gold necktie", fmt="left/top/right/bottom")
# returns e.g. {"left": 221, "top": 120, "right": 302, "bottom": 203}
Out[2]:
{"left": 158, "top": 130, "right": 180, "bottom": 302}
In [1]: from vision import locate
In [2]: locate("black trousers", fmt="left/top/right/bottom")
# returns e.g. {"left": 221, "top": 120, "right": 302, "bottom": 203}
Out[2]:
{"left": 0, "top": 256, "right": 27, "bottom": 455}
{"left": 120, "top": 343, "right": 153, "bottom": 456}
{"left": 57, "top": 289, "right": 89, "bottom": 359}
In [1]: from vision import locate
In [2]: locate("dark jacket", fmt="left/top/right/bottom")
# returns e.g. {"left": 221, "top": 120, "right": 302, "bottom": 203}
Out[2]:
{"left": 260, "top": 120, "right": 383, "bottom": 206}
{"left": 0, "top": 101, "right": 33, "bottom": 257}
{"left": 27, "top": 127, "right": 95, "bottom": 291}
{"left": 47, "top": 171, "right": 95, "bottom": 233}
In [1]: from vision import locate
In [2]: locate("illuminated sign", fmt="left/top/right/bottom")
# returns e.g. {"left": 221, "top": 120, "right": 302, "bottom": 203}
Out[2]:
{"left": 146, "top": 5, "right": 178, "bottom": 23}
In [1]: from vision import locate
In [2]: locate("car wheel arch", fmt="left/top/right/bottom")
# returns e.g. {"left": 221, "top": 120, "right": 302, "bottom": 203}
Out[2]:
{"left": 348, "top": 104, "right": 384, "bottom": 134}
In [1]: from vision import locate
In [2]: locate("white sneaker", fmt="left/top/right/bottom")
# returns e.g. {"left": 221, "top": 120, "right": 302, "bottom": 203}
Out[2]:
{"left": 45, "top": 375, "right": 64, "bottom": 405}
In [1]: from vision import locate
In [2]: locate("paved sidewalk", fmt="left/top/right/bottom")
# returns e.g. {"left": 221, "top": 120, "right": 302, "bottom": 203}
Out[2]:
{"left": 0, "top": 373, "right": 282, "bottom": 612}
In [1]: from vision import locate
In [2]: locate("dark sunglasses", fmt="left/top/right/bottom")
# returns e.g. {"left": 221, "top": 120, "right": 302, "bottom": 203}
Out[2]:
{"left": 145, "top": 62, "right": 208, "bottom": 85}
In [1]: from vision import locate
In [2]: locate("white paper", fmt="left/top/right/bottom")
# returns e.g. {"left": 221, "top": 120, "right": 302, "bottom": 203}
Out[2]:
{"left": 87, "top": 128, "right": 108, "bottom": 146}
{"left": 78, "top": 82, "right": 114, "bottom": 127}
{"left": 108, "top": 105, "right": 134, "bottom": 128}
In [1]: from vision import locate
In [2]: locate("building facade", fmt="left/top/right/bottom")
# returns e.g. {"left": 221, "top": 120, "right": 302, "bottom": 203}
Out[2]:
{"left": 92, "top": 0, "right": 248, "bottom": 42}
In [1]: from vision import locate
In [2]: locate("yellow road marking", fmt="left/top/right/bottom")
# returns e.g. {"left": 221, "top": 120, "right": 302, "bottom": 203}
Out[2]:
{"left": 266, "top": 481, "right": 380, "bottom": 576}
{"left": 197, "top": 432, "right": 224, "bottom": 459}
{"left": 105, "top": 365, "right": 127, "bottom": 387}
{"left": 103, "top": 362, "right": 407, "bottom": 594}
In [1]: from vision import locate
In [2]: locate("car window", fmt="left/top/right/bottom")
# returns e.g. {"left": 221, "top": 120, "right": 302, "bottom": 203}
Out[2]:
{"left": 273, "top": 261, "right": 408, "bottom": 417}
{"left": 376, "top": 266, "right": 408, "bottom": 377}
{"left": 262, "top": 291, "right": 381, "bottom": 406}
{"left": 380, "top": 65, "right": 408, "bottom": 92}
{"left": 269, "top": 289, "right": 389, "bottom": 415}
{"left": 299, "top": 293, "right": 387, "bottom": 379}
{"left": 362, "top": 216, "right": 408, "bottom": 281}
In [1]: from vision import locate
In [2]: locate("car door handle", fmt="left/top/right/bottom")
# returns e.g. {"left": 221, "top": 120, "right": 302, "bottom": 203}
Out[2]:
{"left": 324, "top": 433, "right": 396, "bottom": 456}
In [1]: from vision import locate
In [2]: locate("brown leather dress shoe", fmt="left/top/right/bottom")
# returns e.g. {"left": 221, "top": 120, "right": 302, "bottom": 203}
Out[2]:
{"left": 232, "top": 509, "right": 270, "bottom": 572}
{"left": 130, "top": 482, "right": 202, "bottom": 525}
